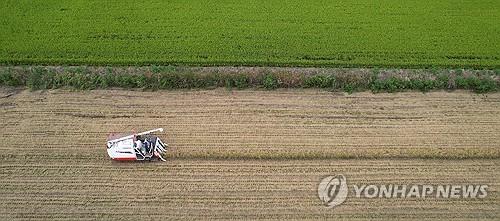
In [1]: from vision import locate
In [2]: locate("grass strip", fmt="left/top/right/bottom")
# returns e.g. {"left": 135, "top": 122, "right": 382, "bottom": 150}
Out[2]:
{"left": 1, "top": 66, "right": 498, "bottom": 93}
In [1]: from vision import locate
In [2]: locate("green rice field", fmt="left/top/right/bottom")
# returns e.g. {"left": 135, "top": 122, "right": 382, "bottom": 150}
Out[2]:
{"left": 1, "top": 0, "right": 499, "bottom": 68}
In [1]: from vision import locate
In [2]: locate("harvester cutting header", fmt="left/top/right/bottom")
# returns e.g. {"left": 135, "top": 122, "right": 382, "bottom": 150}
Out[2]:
{"left": 106, "top": 128, "right": 168, "bottom": 161}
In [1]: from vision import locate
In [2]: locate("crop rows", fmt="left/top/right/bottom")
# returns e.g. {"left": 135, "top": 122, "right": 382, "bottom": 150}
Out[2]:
{"left": 1, "top": 0, "right": 499, "bottom": 68}
{"left": 1, "top": 89, "right": 500, "bottom": 160}
{"left": 0, "top": 159, "right": 498, "bottom": 220}
{"left": 0, "top": 88, "right": 499, "bottom": 220}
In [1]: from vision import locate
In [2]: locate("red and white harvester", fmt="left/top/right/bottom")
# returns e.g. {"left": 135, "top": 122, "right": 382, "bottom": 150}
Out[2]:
{"left": 106, "top": 128, "right": 168, "bottom": 161}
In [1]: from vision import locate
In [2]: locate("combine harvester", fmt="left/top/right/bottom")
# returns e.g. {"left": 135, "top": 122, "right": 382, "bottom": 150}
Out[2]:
{"left": 106, "top": 128, "right": 168, "bottom": 161}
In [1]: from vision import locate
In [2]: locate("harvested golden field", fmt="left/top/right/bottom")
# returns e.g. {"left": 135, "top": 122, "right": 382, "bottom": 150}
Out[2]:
{"left": 0, "top": 88, "right": 499, "bottom": 220}
{"left": 0, "top": 159, "right": 498, "bottom": 220}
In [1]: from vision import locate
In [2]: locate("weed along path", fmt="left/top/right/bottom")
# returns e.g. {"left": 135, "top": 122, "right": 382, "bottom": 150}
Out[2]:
{"left": 0, "top": 88, "right": 499, "bottom": 220}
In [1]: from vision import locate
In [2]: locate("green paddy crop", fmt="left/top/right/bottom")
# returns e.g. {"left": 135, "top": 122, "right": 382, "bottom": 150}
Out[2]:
{"left": 1, "top": 0, "right": 499, "bottom": 68}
